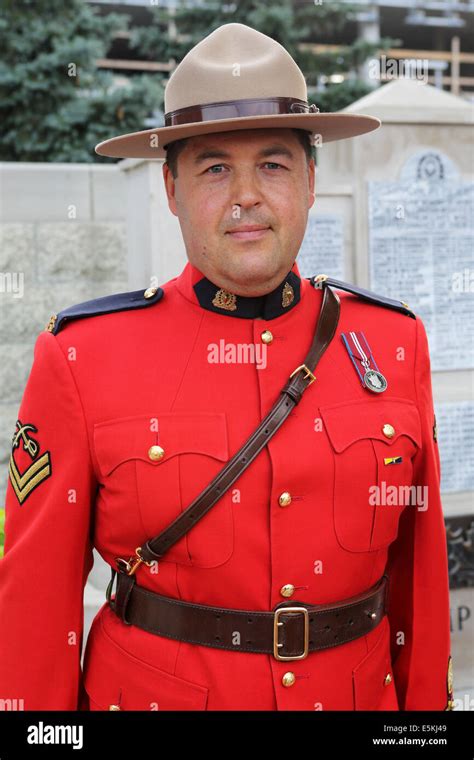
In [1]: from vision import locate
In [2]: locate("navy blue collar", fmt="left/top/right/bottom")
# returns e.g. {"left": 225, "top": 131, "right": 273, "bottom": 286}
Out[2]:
{"left": 193, "top": 269, "right": 301, "bottom": 320}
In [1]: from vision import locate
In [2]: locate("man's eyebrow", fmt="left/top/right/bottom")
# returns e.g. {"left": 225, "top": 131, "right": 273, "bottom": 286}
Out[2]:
{"left": 193, "top": 144, "right": 295, "bottom": 165}
{"left": 193, "top": 149, "right": 231, "bottom": 165}
{"left": 258, "top": 145, "right": 295, "bottom": 160}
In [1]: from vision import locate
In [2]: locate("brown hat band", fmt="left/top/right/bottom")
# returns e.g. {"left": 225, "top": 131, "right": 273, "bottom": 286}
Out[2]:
{"left": 164, "top": 96, "right": 319, "bottom": 126}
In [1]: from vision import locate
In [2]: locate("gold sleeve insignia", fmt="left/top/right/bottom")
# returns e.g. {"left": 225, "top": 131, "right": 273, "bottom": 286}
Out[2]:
{"left": 8, "top": 420, "right": 52, "bottom": 505}
{"left": 45, "top": 314, "right": 57, "bottom": 333}
{"left": 444, "top": 655, "right": 454, "bottom": 710}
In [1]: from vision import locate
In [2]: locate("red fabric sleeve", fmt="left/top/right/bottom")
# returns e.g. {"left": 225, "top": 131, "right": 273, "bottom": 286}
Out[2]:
{"left": 385, "top": 314, "right": 452, "bottom": 711}
{"left": 0, "top": 331, "right": 95, "bottom": 710}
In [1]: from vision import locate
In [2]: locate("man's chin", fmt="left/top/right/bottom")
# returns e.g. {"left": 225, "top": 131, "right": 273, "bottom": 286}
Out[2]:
{"left": 214, "top": 251, "right": 288, "bottom": 295}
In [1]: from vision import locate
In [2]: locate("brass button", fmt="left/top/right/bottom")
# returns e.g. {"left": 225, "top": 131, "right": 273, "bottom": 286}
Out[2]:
{"left": 282, "top": 672, "right": 296, "bottom": 687}
{"left": 382, "top": 423, "right": 395, "bottom": 439}
{"left": 261, "top": 330, "right": 273, "bottom": 344}
{"left": 144, "top": 286, "right": 158, "bottom": 299}
{"left": 278, "top": 492, "right": 292, "bottom": 507}
{"left": 109, "top": 704, "right": 121, "bottom": 710}
{"left": 280, "top": 584, "right": 295, "bottom": 598}
{"left": 148, "top": 444, "right": 165, "bottom": 461}
{"left": 384, "top": 673, "right": 392, "bottom": 686}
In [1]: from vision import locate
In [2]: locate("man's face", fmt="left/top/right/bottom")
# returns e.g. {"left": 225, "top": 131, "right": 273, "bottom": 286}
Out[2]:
{"left": 163, "top": 128, "right": 315, "bottom": 296}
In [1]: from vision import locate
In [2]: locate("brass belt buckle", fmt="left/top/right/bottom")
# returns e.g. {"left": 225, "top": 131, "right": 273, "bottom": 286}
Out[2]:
{"left": 289, "top": 364, "right": 316, "bottom": 386}
{"left": 273, "top": 606, "right": 309, "bottom": 661}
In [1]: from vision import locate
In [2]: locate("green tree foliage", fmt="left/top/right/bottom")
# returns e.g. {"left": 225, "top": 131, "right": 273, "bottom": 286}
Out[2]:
{"left": 0, "top": 0, "right": 163, "bottom": 162}
{"left": 0, "top": 0, "right": 398, "bottom": 162}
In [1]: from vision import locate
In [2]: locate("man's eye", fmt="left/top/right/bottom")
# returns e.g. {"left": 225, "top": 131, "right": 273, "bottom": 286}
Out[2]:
{"left": 204, "top": 162, "right": 285, "bottom": 174}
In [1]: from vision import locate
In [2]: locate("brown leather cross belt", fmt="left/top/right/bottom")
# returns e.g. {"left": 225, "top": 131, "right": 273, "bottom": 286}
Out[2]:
{"left": 108, "top": 573, "right": 389, "bottom": 661}
{"left": 106, "top": 282, "right": 388, "bottom": 660}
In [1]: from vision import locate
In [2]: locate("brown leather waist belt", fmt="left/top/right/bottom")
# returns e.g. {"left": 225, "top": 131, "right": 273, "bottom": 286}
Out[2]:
{"left": 107, "top": 573, "right": 389, "bottom": 661}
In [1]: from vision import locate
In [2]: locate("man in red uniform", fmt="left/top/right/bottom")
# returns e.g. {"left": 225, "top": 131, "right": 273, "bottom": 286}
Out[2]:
{"left": 0, "top": 23, "right": 452, "bottom": 711}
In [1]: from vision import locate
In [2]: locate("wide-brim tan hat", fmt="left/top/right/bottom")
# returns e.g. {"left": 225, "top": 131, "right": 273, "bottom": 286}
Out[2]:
{"left": 95, "top": 23, "right": 381, "bottom": 159}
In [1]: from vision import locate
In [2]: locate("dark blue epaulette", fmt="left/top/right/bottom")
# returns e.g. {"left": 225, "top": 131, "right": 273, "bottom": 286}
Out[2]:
{"left": 308, "top": 275, "right": 416, "bottom": 319}
{"left": 45, "top": 286, "right": 164, "bottom": 335}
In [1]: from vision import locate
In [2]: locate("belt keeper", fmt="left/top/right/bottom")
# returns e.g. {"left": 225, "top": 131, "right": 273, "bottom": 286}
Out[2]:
{"left": 106, "top": 568, "right": 117, "bottom": 608}
{"left": 113, "top": 568, "right": 136, "bottom": 625}
{"left": 282, "top": 383, "right": 302, "bottom": 405}
{"left": 382, "top": 572, "right": 390, "bottom": 615}
{"left": 142, "top": 540, "right": 162, "bottom": 563}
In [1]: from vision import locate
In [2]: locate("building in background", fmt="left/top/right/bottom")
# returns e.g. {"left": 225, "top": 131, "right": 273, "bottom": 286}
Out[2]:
{"left": 90, "top": 0, "right": 474, "bottom": 102}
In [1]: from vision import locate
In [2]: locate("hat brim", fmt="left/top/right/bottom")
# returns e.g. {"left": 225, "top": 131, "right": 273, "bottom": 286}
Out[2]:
{"left": 94, "top": 112, "right": 381, "bottom": 159}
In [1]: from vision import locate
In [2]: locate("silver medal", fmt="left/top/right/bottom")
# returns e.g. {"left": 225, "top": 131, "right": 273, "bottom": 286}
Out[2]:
{"left": 363, "top": 369, "right": 388, "bottom": 393}
{"left": 350, "top": 331, "right": 388, "bottom": 394}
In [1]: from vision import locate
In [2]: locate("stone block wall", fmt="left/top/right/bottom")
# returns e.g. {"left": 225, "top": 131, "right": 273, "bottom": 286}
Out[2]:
{"left": 0, "top": 162, "right": 129, "bottom": 645}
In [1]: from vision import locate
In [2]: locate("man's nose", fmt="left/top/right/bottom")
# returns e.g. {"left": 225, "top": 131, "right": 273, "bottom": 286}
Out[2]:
{"left": 229, "top": 168, "right": 264, "bottom": 208}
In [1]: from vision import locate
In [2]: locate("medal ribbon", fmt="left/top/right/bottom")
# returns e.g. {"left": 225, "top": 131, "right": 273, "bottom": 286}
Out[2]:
{"left": 341, "top": 330, "right": 381, "bottom": 387}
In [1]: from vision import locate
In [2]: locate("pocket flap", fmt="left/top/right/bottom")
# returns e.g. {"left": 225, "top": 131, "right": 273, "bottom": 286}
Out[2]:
{"left": 352, "top": 618, "right": 393, "bottom": 710}
{"left": 320, "top": 398, "right": 422, "bottom": 453}
{"left": 83, "top": 616, "right": 208, "bottom": 711}
{"left": 93, "top": 412, "right": 228, "bottom": 477}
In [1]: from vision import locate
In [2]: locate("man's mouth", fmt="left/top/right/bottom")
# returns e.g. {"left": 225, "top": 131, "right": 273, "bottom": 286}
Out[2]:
{"left": 225, "top": 225, "right": 271, "bottom": 240}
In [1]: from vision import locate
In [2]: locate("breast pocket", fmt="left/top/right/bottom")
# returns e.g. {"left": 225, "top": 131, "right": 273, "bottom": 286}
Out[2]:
{"left": 320, "top": 398, "right": 422, "bottom": 552}
{"left": 93, "top": 412, "right": 234, "bottom": 568}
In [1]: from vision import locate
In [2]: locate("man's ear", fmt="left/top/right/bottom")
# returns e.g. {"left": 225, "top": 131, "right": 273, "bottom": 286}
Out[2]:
{"left": 162, "top": 162, "right": 178, "bottom": 216}
{"left": 308, "top": 157, "right": 316, "bottom": 209}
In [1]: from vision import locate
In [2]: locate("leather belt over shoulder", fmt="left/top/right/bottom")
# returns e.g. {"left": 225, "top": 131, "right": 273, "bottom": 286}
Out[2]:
{"left": 108, "top": 571, "right": 389, "bottom": 661}
{"left": 105, "top": 282, "right": 388, "bottom": 659}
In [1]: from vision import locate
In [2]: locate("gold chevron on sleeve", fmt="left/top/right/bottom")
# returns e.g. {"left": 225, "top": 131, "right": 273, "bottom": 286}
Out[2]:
{"left": 445, "top": 655, "right": 454, "bottom": 710}
{"left": 8, "top": 451, "right": 52, "bottom": 505}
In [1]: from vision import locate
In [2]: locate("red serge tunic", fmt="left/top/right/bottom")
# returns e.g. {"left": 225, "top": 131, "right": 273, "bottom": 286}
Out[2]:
{"left": 0, "top": 260, "right": 452, "bottom": 711}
